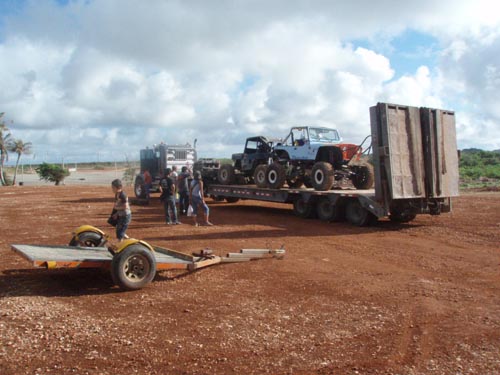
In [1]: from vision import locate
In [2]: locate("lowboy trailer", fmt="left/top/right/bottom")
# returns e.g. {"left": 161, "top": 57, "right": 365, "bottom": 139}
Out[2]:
{"left": 208, "top": 102, "right": 460, "bottom": 226}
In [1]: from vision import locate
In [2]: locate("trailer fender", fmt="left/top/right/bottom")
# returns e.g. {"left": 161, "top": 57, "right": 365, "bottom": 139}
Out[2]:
{"left": 70, "top": 225, "right": 107, "bottom": 246}
{"left": 114, "top": 238, "right": 155, "bottom": 254}
{"left": 73, "top": 225, "right": 106, "bottom": 237}
{"left": 357, "top": 196, "right": 386, "bottom": 218}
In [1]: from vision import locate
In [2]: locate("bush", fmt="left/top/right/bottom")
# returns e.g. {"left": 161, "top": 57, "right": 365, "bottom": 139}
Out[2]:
{"left": 122, "top": 167, "right": 136, "bottom": 186}
{"left": 35, "top": 163, "right": 70, "bottom": 185}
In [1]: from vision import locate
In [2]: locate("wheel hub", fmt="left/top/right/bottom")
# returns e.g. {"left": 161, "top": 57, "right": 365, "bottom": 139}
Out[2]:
{"left": 124, "top": 255, "right": 149, "bottom": 281}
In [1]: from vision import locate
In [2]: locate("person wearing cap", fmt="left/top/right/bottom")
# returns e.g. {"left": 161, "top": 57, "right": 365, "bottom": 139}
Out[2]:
{"left": 159, "top": 168, "right": 181, "bottom": 225}
{"left": 189, "top": 171, "right": 213, "bottom": 226}
{"left": 110, "top": 179, "right": 131, "bottom": 240}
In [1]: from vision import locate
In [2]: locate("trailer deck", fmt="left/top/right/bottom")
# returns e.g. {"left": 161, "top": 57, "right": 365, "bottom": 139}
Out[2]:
{"left": 11, "top": 243, "right": 285, "bottom": 276}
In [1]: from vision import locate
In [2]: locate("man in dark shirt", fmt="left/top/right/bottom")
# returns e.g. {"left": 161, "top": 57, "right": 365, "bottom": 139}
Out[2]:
{"left": 159, "top": 168, "right": 181, "bottom": 225}
{"left": 177, "top": 166, "right": 191, "bottom": 215}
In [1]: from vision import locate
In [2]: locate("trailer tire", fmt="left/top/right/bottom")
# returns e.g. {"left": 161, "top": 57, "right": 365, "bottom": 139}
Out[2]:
{"left": 218, "top": 164, "right": 236, "bottom": 185}
{"left": 111, "top": 245, "right": 157, "bottom": 291}
{"left": 134, "top": 176, "right": 146, "bottom": 199}
{"left": 266, "top": 163, "right": 286, "bottom": 189}
{"left": 316, "top": 197, "right": 345, "bottom": 221}
{"left": 253, "top": 164, "right": 268, "bottom": 188}
{"left": 293, "top": 197, "right": 315, "bottom": 219}
{"left": 69, "top": 231, "right": 103, "bottom": 247}
{"left": 351, "top": 163, "right": 375, "bottom": 190}
{"left": 311, "top": 162, "right": 334, "bottom": 191}
{"left": 389, "top": 210, "right": 417, "bottom": 223}
{"left": 345, "top": 200, "right": 377, "bottom": 226}
{"left": 225, "top": 197, "right": 240, "bottom": 203}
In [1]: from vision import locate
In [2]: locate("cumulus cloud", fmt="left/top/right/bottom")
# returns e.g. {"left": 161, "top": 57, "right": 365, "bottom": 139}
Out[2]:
{"left": 0, "top": 0, "right": 499, "bottom": 163}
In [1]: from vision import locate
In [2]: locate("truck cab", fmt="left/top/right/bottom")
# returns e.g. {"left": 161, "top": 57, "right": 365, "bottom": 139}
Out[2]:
{"left": 135, "top": 142, "right": 197, "bottom": 199}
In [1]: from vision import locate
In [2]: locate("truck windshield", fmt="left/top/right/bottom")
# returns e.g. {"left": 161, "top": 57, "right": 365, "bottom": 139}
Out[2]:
{"left": 309, "top": 128, "right": 340, "bottom": 143}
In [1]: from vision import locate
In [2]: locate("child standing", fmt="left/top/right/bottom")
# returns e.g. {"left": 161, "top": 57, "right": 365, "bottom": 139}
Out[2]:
{"left": 111, "top": 179, "right": 131, "bottom": 240}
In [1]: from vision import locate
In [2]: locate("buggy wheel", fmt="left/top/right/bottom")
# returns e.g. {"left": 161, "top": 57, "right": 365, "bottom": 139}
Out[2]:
{"left": 266, "top": 163, "right": 286, "bottom": 189}
{"left": 111, "top": 245, "right": 157, "bottom": 290}
{"left": 351, "top": 163, "right": 375, "bottom": 190}
{"left": 311, "top": 162, "right": 334, "bottom": 191}
{"left": 253, "top": 164, "right": 268, "bottom": 188}
{"left": 218, "top": 164, "right": 236, "bottom": 185}
{"left": 345, "top": 200, "right": 377, "bottom": 226}
{"left": 293, "top": 197, "right": 315, "bottom": 218}
{"left": 287, "top": 177, "right": 304, "bottom": 189}
{"left": 69, "top": 231, "right": 104, "bottom": 247}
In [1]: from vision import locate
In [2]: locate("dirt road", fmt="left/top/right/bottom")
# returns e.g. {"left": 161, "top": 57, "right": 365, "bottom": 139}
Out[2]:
{"left": 0, "top": 186, "right": 499, "bottom": 374}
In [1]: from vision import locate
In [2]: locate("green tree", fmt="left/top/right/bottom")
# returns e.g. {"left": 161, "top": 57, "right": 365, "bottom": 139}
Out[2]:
{"left": 35, "top": 163, "right": 70, "bottom": 185}
{"left": 0, "top": 113, "right": 14, "bottom": 186}
{"left": 9, "top": 139, "right": 32, "bottom": 185}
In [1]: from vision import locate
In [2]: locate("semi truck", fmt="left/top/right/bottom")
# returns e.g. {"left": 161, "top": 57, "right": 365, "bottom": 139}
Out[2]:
{"left": 207, "top": 102, "right": 459, "bottom": 226}
{"left": 134, "top": 142, "right": 197, "bottom": 198}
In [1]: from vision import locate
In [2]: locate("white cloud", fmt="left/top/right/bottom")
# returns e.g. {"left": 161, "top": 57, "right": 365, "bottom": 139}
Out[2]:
{"left": 1, "top": 0, "right": 500, "bottom": 164}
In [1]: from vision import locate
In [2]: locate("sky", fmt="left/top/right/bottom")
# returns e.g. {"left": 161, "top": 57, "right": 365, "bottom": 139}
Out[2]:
{"left": 1, "top": 0, "right": 499, "bottom": 164}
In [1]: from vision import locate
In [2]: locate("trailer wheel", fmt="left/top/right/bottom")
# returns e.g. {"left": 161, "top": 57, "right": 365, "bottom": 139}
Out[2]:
{"left": 389, "top": 210, "right": 417, "bottom": 223}
{"left": 218, "top": 164, "right": 236, "bottom": 185}
{"left": 316, "top": 197, "right": 345, "bottom": 221}
{"left": 311, "top": 162, "right": 334, "bottom": 191}
{"left": 266, "top": 163, "right": 286, "bottom": 189}
{"left": 293, "top": 197, "right": 315, "bottom": 218}
{"left": 134, "top": 176, "right": 146, "bottom": 199}
{"left": 69, "top": 231, "right": 103, "bottom": 247}
{"left": 225, "top": 197, "right": 240, "bottom": 203}
{"left": 111, "top": 245, "right": 157, "bottom": 291}
{"left": 351, "top": 163, "right": 375, "bottom": 190}
{"left": 253, "top": 165, "right": 268, "bottom": 188}
{"left": 345, "top": 200, "right": 377, "bottom": 226}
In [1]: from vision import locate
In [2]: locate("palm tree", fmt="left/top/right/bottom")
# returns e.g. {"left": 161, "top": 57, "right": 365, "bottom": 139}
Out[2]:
{"left": 9, "top": 139, "right": 33, "bottom": 185}
{"left": 0, "top": 113, "right": 13, "bottom": 186}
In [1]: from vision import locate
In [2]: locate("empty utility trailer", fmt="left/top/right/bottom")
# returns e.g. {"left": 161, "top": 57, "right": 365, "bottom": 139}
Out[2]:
{"left": 208, "top": 102, "right": 460, "bottom": 226}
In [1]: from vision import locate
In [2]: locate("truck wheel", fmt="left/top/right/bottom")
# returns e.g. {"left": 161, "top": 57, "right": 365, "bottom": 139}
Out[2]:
{"left": 351, "top": 163, "right": 375, "bottom": 190}
{"left": 225, "top": 197, "right": 240, "bottom": 203}
{"left": 134, "top": 176, "right": 146, "bottom": 199}
{"left": 311, "top": 162, "right": 334, "bottom": 191}
{"left": 345, "top": 200, "right": 377, "bottom": 226}
{"left": 266, "top": 163, "right": 286, "bottom": 189}
{"left": 287, "top": 177, "right": 304, "bottom": 189}
{"left": 293, "top": 197, "right": 315, "bottom": 218}
{"left": 111, "top": 244, "right": 157, "bottom": 291}
{"left": 218, "top": 164, "right": 236, "bottom": 185}
{"left": 69, "top": 231, "right": 103, "bottom": 247}
{"left": 253, "top": 165, "right": 268, "bottom": 188}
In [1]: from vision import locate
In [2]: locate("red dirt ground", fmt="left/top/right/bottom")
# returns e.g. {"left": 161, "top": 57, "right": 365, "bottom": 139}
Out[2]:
{"left": 0, "top": 186, "right": 499, "bottom": 375}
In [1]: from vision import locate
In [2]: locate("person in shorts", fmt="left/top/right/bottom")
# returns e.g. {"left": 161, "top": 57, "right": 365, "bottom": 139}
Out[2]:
{"left": 189, "top": 171, "right": 213, "bottom": 226}
{"left": 111, "top": 179, "right": 131, "bottom": 241}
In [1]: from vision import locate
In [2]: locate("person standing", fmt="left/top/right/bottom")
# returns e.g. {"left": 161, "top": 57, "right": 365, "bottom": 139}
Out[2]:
{"left": 177, "top": 166, "right": 191, "bottom": 215}
{"left": 159, "top": 168, "right": 181, "bottom": 225}
{"left": 111, "top": 179, "right": 131, "bottom": 240}
{"left": 143, "top": 169, "right": 152, "bottom": 200}
{"left": 189, "top": 171, "right": 213, "bottom": 226}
